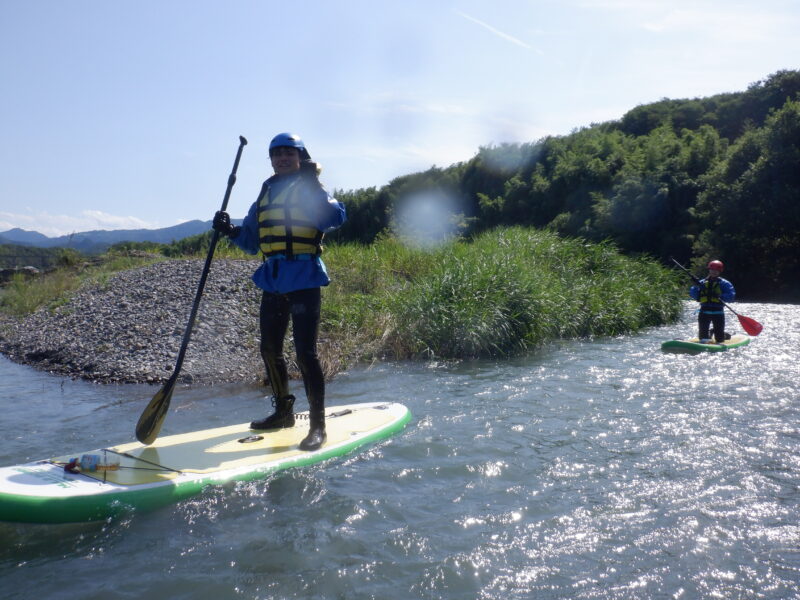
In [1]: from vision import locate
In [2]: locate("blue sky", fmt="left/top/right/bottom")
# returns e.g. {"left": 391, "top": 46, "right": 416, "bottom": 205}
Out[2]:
{"left": 1, "top": 0, "right": 798, "bottom": 237}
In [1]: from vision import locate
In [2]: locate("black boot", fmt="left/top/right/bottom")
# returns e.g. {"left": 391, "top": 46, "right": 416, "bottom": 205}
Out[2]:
{"left": 299, "top": 412, "right": 326, "bottom": 451}
{"left": 299, "top": 426, "right": 326, "bottom": 451}
{"left": 250, "top": 395, "right": 295, "bottom": 430}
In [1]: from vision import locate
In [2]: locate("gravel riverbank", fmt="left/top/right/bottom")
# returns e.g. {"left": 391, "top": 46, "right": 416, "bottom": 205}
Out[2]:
{"left": 0, "top": 259, "right": 300, "bottom": 385}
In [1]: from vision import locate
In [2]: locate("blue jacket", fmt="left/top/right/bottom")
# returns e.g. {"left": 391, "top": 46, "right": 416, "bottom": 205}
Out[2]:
{"left": 232, "top": 172, "right": 346, "bottom": 294}
{"left": 689, "top": 277, "right": 735, "bottom": 312}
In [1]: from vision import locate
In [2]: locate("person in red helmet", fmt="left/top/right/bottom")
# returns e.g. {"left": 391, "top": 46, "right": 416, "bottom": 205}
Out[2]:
{"left": 212, "top": 133, "right": 346, "bottom": 451}
{"left": 688, "top": 260, "right": 736, "bottom": 343}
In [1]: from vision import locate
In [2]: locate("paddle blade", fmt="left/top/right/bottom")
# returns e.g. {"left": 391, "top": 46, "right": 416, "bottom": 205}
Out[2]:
{"left": 135, "top": 383, "right": 174, "bottom": 444}
{"left": 738, "top": 314, "right": 763, "bottom": 336}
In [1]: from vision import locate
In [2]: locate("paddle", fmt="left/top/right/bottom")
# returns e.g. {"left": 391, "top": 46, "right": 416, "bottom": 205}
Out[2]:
{"left": 670, "top": 258, "right": 763, "bottom": 337}
{"left": 135, "top": 136, "right": 248, "bottom": 444}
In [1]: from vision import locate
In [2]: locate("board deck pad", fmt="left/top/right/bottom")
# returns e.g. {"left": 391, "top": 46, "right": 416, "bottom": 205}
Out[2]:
{"left": 661, "top": 333, "right": 751, "bottom": 354}
{"left": 0, "top": 402, "right": 411, "bottom": 523}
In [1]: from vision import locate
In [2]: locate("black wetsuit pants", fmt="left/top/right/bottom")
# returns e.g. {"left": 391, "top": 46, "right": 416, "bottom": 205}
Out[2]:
{"left": 698, "top": 310, "right": 725, "bottom": 343}
{"left": 259, "top": 287, "right": 324, "bottom": 419}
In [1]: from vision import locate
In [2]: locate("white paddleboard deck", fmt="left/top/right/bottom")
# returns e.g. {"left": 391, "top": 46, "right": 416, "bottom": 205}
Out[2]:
{"left": 0, "top": 401, "right": 411, "bottom": 523}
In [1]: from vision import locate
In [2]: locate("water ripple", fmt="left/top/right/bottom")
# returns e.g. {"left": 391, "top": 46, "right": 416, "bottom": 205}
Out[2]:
{"left": 1, "top": 302, "right": 799, "bottom": 599}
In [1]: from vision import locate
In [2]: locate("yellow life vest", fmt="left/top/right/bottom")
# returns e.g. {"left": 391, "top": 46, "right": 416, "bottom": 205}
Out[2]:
{"left": 698, "top": 279, "right": 722, "bottom": 304}
{"left": 257, "top": 178, "right": 324, "bottom": 258}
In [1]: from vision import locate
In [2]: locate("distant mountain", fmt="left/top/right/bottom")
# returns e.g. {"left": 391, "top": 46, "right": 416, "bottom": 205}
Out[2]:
{"left": 0, "top": 220, "right": 214, "bottom": 253}
{"left": 0, "top": 228, "right": 53, "bottom": 246}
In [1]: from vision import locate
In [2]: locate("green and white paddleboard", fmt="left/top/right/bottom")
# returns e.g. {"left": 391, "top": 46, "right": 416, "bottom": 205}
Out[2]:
{"left": 0, "top": 402, "right": 411, "bottom": 524}
{"left": 661, "top": 333, "right": 751, "bottom": 354}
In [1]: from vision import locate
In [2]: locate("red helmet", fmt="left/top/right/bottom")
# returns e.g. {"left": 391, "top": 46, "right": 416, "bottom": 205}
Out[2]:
{"left": 707, "top": 260, "right": 724, "bottom": 272}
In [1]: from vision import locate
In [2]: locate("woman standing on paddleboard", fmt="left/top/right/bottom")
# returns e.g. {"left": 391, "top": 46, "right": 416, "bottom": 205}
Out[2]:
{"left": 212, "top": 133, "right": 346, "bottom": 451}
{"left": 689, "top": 260, "right": 736, "bottom": 344}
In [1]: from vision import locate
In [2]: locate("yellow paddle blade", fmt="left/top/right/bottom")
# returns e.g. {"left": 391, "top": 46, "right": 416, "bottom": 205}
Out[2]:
{"left": 135, "top": 384, "right": 174, "bottom": 445}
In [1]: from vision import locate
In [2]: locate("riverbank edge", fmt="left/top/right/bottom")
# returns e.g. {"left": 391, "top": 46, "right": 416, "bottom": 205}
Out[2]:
{"left": 0, "top": 259, "right": 275, "bottom": 385}
{"left": 0, "top": 237, "right": 683, "bottom": 385}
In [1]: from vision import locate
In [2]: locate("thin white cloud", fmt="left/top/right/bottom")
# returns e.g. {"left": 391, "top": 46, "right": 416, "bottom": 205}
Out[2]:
{"left": 455, "top": 10, "right": 543, "bottom": 54}
{"left": 81, "top": 210, "right": 153, "bottom": 230}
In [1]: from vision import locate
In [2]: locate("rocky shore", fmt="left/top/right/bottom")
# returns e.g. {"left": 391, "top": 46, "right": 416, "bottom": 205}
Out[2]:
{"left": 0, "top": 259, "right": 283, "bottom": 385}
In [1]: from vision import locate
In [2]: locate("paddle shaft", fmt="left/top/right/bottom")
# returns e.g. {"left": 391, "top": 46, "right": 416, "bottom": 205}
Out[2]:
{"left": 170, "top": 136, "right": 247, "bottom": 376}
{"left": 135, "top": 136, "right": 247, "bottom": 444}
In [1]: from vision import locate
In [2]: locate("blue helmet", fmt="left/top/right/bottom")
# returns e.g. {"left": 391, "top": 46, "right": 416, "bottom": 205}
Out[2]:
{"left": 269, "top": 132, "right": 310, "bottom": 159}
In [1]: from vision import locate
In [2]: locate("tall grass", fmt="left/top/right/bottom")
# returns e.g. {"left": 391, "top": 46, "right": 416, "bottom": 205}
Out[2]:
{"left": 1, "top": 227, "right": 684, "bottom": 363}
{"left": 322, "top": 227, "right": 684, "bottom": 360}
{"left": 0, "top": 270, "right": 82, "bottom": 316}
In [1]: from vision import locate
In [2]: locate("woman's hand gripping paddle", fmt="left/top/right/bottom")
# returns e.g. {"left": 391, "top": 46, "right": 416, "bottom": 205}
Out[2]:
{"left": 135, "top": 136, "right": 248, "bottom": 445}
{"left": 670, "top": 258, "right": 763, "bottom": 337}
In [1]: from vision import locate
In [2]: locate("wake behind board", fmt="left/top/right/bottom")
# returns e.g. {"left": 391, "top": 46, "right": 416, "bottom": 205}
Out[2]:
{"left": 661, "top": 333, "right": 751, "bottom": 354}
{"left": 0, "top": 402, "right": 411, "bottom": 524}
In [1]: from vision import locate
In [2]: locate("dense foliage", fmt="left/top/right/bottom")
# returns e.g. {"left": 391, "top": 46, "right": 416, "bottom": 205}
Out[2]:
{"left": 328, "top": 70, "right": 800, "bottom": 300}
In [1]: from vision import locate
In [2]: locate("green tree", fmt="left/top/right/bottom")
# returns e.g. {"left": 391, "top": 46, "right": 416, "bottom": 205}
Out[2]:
{"left": 694, "top": 99, "right": 800, "bottom": 298}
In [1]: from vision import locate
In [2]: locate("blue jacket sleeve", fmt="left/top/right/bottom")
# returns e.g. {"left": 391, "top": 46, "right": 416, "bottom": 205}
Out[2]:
{"left": 318, "top": 195, "right": 347, "bottom": 233}
{"left": 720, "top": 278, "right": 735, "bottom": 302}
{"left": 689, "top": 283, "right": 700, "bottom": 301}
{"left": 300, "top": 179, "right": 347, "bottom": 232}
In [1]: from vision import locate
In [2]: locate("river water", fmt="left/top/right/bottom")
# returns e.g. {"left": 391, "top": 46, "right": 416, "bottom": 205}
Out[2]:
{"left": 1, "top": 302, "right": 799, "bottom": 600}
